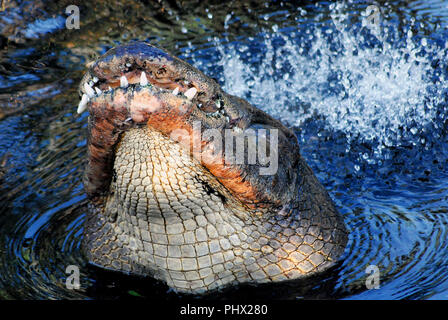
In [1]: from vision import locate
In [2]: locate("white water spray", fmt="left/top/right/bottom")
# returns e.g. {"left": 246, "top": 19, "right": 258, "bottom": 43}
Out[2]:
{"left": 189, "top": 3, "right": 447, "bottom": 159}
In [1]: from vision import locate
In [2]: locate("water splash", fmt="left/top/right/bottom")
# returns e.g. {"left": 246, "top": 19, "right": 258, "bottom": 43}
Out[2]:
{"left": 189, "top": 4, "right": 448, "bottom": 160}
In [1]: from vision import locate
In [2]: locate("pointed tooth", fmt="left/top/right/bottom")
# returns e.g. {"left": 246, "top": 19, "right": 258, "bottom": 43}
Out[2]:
{"left": 184, "top": 87, "right": 197, "bottom": 100}
{"left": 140, "top": 72, "right": 148, "bottom": 86}
{"left": 92, "top": 76, "right": 99, "bottom": 83}
{"left": 120, "top": 75, "right": 129, "bottom": 88}
{"left": 108, "top": 86, "right": 113, "bottom": 91}
{"left": 94, "top": 87, "right": 102, "bottom": 95}
{"left": 172, "top": 87, "right": 179, "bottom": 96}
{"left": 84, "top": 83, "right": 95, "bottom": 98}
{"left": 77, "top": 94, "right": 89, "bottom": 114}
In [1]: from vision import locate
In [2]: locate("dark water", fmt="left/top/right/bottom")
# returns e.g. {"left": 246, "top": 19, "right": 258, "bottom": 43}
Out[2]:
{"left": 0, "top": 0, "right": 447, "bottom": 300}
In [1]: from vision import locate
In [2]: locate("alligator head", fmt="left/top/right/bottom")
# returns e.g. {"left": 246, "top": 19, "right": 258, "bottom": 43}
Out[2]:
{"left": 78, "top": 42, "right": 348, "bottom": 294}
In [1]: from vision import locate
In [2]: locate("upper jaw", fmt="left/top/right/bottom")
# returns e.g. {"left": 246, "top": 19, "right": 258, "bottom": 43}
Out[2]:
{"left": 77, "top": 42, "right": 220, "bottom": 115}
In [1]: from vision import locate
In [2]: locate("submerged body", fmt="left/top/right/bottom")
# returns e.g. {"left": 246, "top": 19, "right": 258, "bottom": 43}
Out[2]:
{"left": 79, "top": 42, "right": 348, "bottom": 293}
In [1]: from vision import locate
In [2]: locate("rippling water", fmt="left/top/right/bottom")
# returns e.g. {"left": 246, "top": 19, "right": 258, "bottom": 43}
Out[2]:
{"left": 0, "top": 0, "right": 447, "bottom": 300}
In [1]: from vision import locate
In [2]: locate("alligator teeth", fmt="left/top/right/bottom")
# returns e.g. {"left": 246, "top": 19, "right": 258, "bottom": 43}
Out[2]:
{"left": 92, "top": 76, "right": 99, "bottom": 83}
{"left": 172, "top": 87, "right": 179, "bottom": 96}
{"left": 120, "top": 75, "right": 129, "bottom": 88}
{"left": 84, "top": 83, "right": 95, "bottom": 98}
{"left": 94, "top": 87, "right": 102, "bottom": 95}
{"left": 184, "top": 87, "right": 197, "bottom": 100}
{"left": 140, "top": 72, "right": 148, "bottom": 86}
{"left": 77, "top": 94, "right": 89, "bottom": 114}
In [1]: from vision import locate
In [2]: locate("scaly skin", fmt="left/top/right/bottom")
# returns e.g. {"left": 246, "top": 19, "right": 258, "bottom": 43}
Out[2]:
{"left": 79, "top": 42, "right": 348, "bottom": 294}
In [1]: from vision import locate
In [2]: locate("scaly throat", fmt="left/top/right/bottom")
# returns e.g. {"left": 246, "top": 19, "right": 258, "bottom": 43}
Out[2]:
{"left": 111, "top": 127, "right": 247, "bottom": 223}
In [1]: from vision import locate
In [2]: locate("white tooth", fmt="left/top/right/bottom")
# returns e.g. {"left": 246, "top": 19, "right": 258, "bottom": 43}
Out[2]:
{"left": 92, "top": 76, "right": 99, "bottom": 83}
{"left": 225, "top": 116, "right": 230, "bottom": 122}
{"left": 120, "top": 75, "right": 129, "bottom": 88}
{"left": 140, "top": 72, "right": 148, "bottom": 86}
{"left": 126, "top": 63, "right": 131, "bottom": 67}
{"left": 184, "top": 87, "right": 197, "bottom": 100}
{"left": 88, "top": 80, "right": 94, "bottom": 86}
{"left": 84, "top": 82, "right": 95, "bottom": 98}
{"left": 172, "top": 87, "right": 179, "bottom": 96}
{"left": 95, "top": 87, "right": 102, "bottom": 95}
{"left": 108, "top": 86, "right": 113, "bottom": 91}
{"left": 77, "top": 94, "right": 89, "bottom": 114}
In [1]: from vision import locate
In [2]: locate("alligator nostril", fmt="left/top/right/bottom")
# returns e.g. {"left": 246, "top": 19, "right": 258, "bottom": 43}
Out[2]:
{"left": 156, "top": 67, "right": 166, "bottom": 77}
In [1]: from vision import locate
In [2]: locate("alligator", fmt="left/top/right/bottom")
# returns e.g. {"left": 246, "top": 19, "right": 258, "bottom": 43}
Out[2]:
{"left": 78, "top": 42, "right": 348, "bottom": 294}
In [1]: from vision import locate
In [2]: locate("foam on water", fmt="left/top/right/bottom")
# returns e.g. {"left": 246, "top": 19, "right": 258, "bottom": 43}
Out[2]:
{"left": 190, "top": 3, "right": 448, "bottom": 160}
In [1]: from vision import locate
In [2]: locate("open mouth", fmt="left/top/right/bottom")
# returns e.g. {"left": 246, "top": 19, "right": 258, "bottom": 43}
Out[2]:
{"left": 77, "top": 71, "right": 201, "bottom": 114}
{"left": 77, "top": 42, "right": 228, "bottom": 120}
